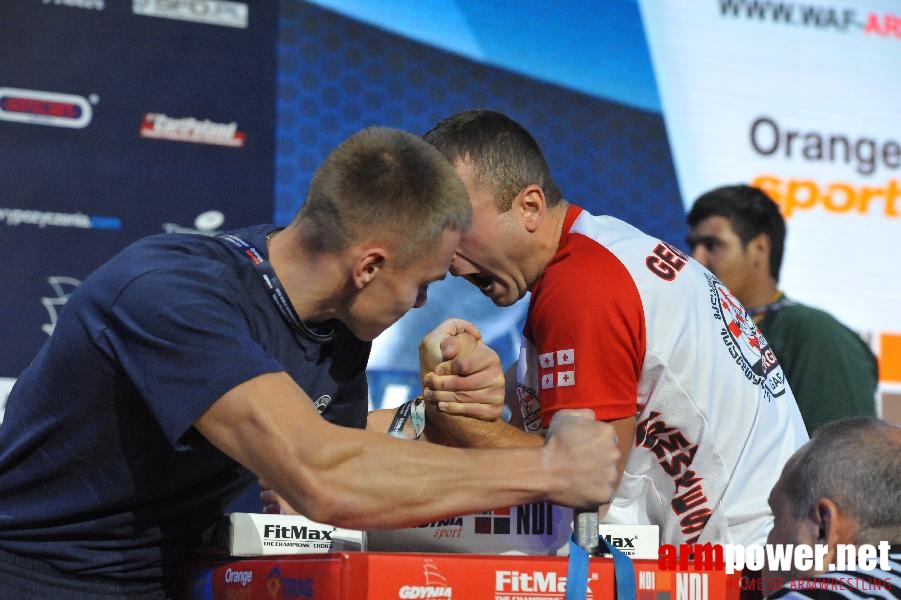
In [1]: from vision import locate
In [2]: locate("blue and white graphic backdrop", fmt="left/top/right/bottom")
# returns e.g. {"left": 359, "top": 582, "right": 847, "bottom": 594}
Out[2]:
{"left": 0, "top": 1, "right": 278, "bottom": 395}
{"left": 274, "top": 0, "right": 682, "bottom": 411}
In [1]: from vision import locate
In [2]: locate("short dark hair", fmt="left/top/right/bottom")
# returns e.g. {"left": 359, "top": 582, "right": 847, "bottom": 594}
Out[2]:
{"left": 782, "top": 416, "right": 901, "bottom": 543}
{"left": 423, "top": 109, "right": 562, "bottom": 212}
{"left": 686, "top": 185, "right": 785, "bottom": 281}
{"left": 292, "top": 126, "right": 471, "bottom": 267}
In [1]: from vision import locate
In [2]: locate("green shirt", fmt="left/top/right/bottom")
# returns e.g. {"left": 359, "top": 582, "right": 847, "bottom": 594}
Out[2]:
{"left": 757, "top": 298, "right": 878, "bottom": 434}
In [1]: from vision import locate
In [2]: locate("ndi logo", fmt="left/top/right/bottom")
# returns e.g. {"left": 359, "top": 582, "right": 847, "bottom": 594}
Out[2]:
{"left": 638, "top": 569, "right": 709, "bottom": 600}
{"left": 676, "top": 573, "right": 708, "bottom": 600}
{"left": 473, "top": 503, "right": 555, "bottom": 536}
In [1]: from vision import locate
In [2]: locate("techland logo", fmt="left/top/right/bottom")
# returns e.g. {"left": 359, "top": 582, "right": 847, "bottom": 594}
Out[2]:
{"left": 706, "top": 273, "right": 787, "bottom": 401}
{"left": 140, "top": 112, "right": 246, "bottom": 147}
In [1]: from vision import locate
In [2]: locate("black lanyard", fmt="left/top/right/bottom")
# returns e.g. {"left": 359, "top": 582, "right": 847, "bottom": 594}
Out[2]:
{"left": 217, "top": 232, "right": 336, "bottom": 344}
{"left": 747, "top": 294, "right": 795, "bottom": 319}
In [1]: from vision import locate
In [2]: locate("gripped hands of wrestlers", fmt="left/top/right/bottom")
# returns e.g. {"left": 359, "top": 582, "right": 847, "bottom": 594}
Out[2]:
{"left": 543, "top": 409, "right": 621, "bottom": 508}
{"left": 419, "top": 318, "right": 505, "bottom": 421}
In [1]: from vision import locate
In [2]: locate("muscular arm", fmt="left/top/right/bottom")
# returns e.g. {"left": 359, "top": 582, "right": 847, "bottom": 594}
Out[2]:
{"left": 428, "top": 362, "right": 635, "bottom": 508}
{"left": 196, "top": 371, "right": 620, "bottom": 530}
{"left": 430, "top": 367, "right": 634, "bottom": 462}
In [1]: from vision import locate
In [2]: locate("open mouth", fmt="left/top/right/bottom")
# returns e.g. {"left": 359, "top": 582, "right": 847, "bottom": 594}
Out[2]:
{"left": 466, "top": 273, "right": 494, "bottom": 293}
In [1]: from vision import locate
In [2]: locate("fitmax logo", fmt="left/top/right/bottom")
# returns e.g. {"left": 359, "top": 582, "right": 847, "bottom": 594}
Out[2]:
{"left": 603, "top": 534, "right": 637, "bottom": 549}
{"left": 262, "top": 525, "right": 334, "bottom": 541}
{"left": 495, "top": 570, "right": 599, "bottom": 595}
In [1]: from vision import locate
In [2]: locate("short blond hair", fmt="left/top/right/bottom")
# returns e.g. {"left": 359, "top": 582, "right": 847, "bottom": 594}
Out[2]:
{"left": 291, "top": 127, "right": 471, "bottom": 266}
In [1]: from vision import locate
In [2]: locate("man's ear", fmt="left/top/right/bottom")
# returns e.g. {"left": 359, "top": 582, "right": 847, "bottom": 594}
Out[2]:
{"left": 515, "top": 184, "right": 546, "bottom": 233}
{"left": 814, "top": 498, "right": 836, "bottom": 544}
{"left": 749, "top": 233, "right": 771, "bottom": 270}
{"left": 812, "top": 497, "right": 858, "bottom": 570}
{"left": 353, "top": 249, "right": 386, "bottom": 288}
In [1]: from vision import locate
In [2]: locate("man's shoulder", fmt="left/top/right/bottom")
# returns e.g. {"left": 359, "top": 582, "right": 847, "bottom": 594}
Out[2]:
{"left": 772, "top": 300, "right": 858, "bottom": 337}
{"left": 74, "top": 227, "right": 272, "bottom": 315}
{"left": 565, "top": 210, "right": 696, "bottom": 283}
{"left": 568, "top": 207, "right": 654, "bottom": 248}
{"left": 123, "top": 224, "right": 270, "bottom": 258}
{"left": 778, "top": 300, "right": 837, "bottom": 321}
{"left": 107, "top": 225, "right": 270, "bottom": 278}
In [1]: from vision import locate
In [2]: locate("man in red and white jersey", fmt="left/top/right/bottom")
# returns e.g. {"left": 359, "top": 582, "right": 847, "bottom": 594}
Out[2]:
{"left": 421, "top": 110, "right": 808, "bottom": 547}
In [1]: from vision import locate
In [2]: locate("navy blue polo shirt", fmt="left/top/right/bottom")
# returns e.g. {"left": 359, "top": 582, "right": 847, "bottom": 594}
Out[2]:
{"left": 0, "top": 225, "right": 369, "bottom": 582}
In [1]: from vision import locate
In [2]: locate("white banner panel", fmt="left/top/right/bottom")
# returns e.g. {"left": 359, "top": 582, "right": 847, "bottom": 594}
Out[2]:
{"left": 639, "top": 0, "right": 901, "bottom": 337}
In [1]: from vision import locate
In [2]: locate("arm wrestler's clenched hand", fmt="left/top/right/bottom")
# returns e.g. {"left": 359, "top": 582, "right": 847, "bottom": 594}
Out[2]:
{"left": 542, "top": 409, "right": 621, "bottom": 508}
{"left": 419, "top": 319, "right": 505, "bottom": 421}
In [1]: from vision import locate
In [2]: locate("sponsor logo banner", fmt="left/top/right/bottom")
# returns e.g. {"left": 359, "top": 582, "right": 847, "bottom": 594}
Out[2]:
{"left": 42, "top": 0, "right": 106, "bottom": 10}
{"left": 0, "top": 87, "right": 93, "bottom": 128}
{"left": 133, "top": 0, "right": 248, "bottom": 29}
{"left": 140, "top": 113, "right": 245, "bottom": 147}
{"left": 0, "top": 207, "right": 121, "bottom": 230}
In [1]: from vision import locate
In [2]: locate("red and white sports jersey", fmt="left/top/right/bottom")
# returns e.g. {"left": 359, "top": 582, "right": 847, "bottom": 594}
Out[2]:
{"left": 517, "top": 205, "right": 808, "bottom": 546}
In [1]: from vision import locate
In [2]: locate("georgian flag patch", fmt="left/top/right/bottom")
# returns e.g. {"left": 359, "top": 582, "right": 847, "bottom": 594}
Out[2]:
{"left": 541, "top": 373, "right": 554, "bottom": 389}
{"left": 539, "top": 352, "right": 555, "bottom": 368}
{"left": 556, "top": 349, "right": 575, "bottom": 365}
{"left": 556, "top": 370, "right": 576, "bottom": 387}
{"left": 538, "top": 348, "right": 575, "bottom": 389}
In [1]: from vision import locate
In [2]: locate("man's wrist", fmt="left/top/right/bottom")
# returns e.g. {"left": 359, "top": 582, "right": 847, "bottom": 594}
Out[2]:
{"left": 387, "top": 394, "right": 426, "bottom": 439}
